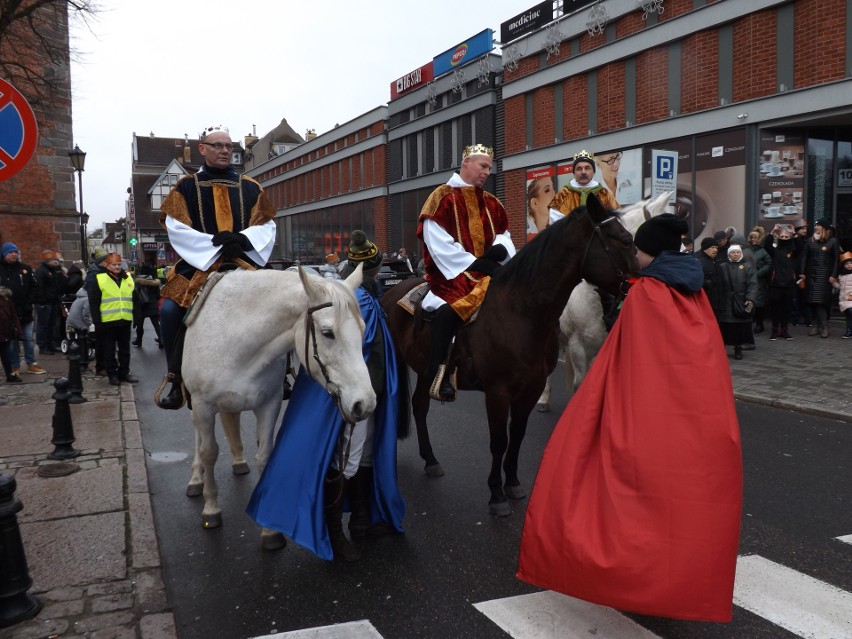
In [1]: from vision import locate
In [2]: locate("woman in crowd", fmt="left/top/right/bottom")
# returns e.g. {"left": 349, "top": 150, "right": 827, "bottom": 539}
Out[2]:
{"left": 800, "top": 217, "right": 840, "bottom": 338}
{"left": 764, "top": 224, "right": 803, "bottom": 340}
{"left": 718, "top": 244, "right": 759, "bottom": 359}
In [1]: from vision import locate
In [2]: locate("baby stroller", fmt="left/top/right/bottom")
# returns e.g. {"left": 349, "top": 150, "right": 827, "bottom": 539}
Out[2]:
{"left": 60, "top": 323, "right": 96, "bottom": 363}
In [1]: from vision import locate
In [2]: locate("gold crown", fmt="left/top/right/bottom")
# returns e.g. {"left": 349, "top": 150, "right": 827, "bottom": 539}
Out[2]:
{"left": 573, "top": 149, "right": 596, "bottom": 165}
{"left": 199, "top": 125, "right": 229, "bottom": 140}
{"left": 462, "top": 144, "right": 494, "bottom": 160}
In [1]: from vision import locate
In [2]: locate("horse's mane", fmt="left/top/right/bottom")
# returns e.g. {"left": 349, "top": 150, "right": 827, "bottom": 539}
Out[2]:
{"left": 320, "top": 277, "right": 363, "bottom": 329}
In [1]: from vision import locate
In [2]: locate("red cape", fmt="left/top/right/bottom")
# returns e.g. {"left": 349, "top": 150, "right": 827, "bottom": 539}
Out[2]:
{"left": 517, "top": 277, "right": 742, "bottom": 622}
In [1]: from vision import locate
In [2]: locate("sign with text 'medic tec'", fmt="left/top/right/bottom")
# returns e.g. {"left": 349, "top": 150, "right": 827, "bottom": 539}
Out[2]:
{"left": 501, "top": 1, "right": 554, "bottom": 44}
{"left": 0, "top": 78, "right": 38, "bottom": 182}
{"left": 390, "top": 61, "right": 434, "bottom": 101}
{"left": 433, "top": 29, "right": 494, "bottom": 78}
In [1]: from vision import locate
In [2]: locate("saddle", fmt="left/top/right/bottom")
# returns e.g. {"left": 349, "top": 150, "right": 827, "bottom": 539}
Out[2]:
{"left": 396, "top": 281, "right": 480, "bottom": 324}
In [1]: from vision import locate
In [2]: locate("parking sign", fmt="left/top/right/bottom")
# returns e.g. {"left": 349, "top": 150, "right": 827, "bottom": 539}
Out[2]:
{"left": 651, "top": 149, "right": 678, "bottom": 204}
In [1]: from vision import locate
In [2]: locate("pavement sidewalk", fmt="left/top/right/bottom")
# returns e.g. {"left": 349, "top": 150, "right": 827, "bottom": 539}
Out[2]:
{"left": 0, "top": 319, "right": 849, "bottom": 638}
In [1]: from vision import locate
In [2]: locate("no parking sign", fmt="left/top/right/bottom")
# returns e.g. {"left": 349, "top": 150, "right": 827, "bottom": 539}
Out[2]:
{"left": 0, "top": 78, "right": 38, "bottom": 182}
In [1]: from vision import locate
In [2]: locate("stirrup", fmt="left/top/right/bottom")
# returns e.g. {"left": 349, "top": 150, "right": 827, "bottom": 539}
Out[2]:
{"left": 154, "top": 373, "right": 186, "bottom": 410}
{"left": 429, "top": 364, "right": 456, "bottom": 402}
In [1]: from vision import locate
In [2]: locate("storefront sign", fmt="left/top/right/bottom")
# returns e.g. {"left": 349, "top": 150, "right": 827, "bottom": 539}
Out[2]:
{"left": 651, "top": 149, "right": 678, "bottom": 203}
{"left": 433, "top": 29, "right": 494, "bottom": 78}
{"left": 390, "top": 62, "right": 434, "bottom": 101}
{"left": 839, "top": 168, "right": 852, "bottom": 188}
{"left": 500, "top": 1, "right": 554, "bottom": 44}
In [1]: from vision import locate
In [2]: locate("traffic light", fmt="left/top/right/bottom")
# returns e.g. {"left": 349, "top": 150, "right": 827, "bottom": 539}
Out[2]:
{"left": 129, "top": 237, "right": 138, "bottom": 247}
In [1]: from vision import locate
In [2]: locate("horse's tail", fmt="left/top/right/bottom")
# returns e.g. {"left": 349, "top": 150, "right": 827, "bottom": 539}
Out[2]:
{"left": 395, "top": 351, "right": 411, "bottom": 440}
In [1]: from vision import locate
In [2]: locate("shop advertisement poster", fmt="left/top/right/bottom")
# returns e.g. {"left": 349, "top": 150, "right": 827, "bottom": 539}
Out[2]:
{"left": 525, "top": 165, "right": 556, "bottom": 240}
{"left": 758, "top": 130, "right": 805, "bottom": 231}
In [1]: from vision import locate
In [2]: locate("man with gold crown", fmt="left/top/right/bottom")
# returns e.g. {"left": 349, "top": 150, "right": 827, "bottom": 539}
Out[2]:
{"left": 549, "top": 149, "right": 620, "bottom": 215}
{"left": 155, "top": 125, "right": 276, "bottom": 409}
{"left": 417, "top": 143, "right": 516, "bottom": 402}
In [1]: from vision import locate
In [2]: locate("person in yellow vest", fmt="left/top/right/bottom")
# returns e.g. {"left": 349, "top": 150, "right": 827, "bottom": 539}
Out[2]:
{"left": 87, "top": 253, "right": 138, "bottom": 386}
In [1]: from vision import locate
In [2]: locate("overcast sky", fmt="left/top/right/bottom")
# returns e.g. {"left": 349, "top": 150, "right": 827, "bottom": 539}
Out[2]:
{"left": 69, "top": 0, "right": 525, "bottom": 230}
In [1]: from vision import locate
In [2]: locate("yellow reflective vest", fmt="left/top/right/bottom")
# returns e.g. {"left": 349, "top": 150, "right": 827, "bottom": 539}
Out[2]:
{"left": 96, "top": 272, "right": 134, "bottom": 323}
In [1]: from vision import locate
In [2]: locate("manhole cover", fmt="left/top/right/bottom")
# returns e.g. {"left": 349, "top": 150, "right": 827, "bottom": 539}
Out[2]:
{"left": 150, "top": 451, "right": 188, "bottom": 463}
{"left": 38, "top": 462, "right": 80, "bottom": 477}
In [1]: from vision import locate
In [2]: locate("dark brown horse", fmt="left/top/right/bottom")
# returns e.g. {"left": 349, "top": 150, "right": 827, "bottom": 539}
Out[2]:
{"left": 381, "top": 194, "right": 639, "bottom": 516}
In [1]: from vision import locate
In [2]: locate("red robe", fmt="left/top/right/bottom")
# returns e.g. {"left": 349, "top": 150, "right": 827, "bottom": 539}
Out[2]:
{"left": 517, "top": 276, "right": 742, "bottom": 622}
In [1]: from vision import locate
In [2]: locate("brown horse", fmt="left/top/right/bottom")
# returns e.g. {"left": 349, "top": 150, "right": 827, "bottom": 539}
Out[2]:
{"left": 381, "top": 194, "right": 638, "bottom": 516}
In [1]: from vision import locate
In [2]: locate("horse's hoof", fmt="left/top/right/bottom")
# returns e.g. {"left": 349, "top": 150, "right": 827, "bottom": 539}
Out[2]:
{"left": 535, "top": 402, "right": 550, "bottom": 413}
{"left": 186, "top": 483, "right": 203, "bottom": 497}
{"left": 232, "top": 462, "right": 250, "bottom": 475}
{"left": 424, "top": 463, "right": 445, "bottom": 477}
{"left": 202, "top": 512, "right": 222, "bottom": 529}
{"left": 261, "top": 533, "right": 288, "bottom": 551}
{"left": 505, "top": 484, "right": 526, "bottom": 500}
{"left": 489, "top": 501, "right": 511, "bottom": 517}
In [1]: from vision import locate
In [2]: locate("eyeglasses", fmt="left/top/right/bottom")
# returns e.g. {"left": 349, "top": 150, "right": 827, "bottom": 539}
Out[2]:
{"left": 202, "top": 142, "right": 234, "bottom": 152}
{"left": 602, "top": 152, "right": 623, "bottom": 165}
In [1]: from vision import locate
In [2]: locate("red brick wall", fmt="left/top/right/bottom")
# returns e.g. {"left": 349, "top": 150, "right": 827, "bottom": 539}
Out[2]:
{"left": 659, "top": 0, "right": 693, "bottom": 22}
{"left": 532, "top": 85, "right": 556, "bottom": 148}
{"left": 352, "top": 152, "right": 363, "bottom": 190}
{"left": 503, "top": 167, "right": 528, "bottom": 246}
{"left": 373, "top": 196, "right": 389, "bottom": 251}
{"left": 0, "top": 5, "right": 77, "bottom": 260}
{"left": 794, "top": 0, "right": 846, "bottom": 87}
{"left": 563, "top": 76, "right": 589, "bottom": 140}
{"left": 597, "top": 61, "right": 626, "bottom": 132}
{"left": 635, "top": 48, "right": 669, "bottom": 123}
{"left": 504, "top": 96, "right": 526, "bottom": 154}
{"left": 616, "top": 11, "right": 646, "bottom": 39}
{"left": 732, "top": 10, "right": 777, "bottom": 101}
{"left": 681, "top": 31, "right": 719, "bottom": 113}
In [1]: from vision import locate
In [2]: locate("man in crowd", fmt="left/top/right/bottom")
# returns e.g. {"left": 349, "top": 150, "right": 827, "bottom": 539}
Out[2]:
{"left": 549, "top": 150, "right": 620, "bottom": 215}
{"left": 33, "top": 249, "right": 67, "bottom": 356}
{"left": 156, "top": 125, "right": 276, "bottom": 409}
{"left": 417, "top": 143, "right": 515, "bottom": 402}
{"left": 0, "top": 242, "right": 45, "bottom": 375}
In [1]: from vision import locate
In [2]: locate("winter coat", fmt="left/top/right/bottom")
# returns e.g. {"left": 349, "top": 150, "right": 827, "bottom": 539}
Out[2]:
{"left": 752, "top": 245, "right": 771, "bottom": 308}
{"left": 133, "top": 274, "right": 162, "bottom": 319}
{"left": 34, "top": 261, "right": 67, "bottom": 305}
{"left": 801, "top": 237, "right": 840, "bottom": 307}
{"left": 718, "top": 258, "right": 759, "bottom": 324}
{"left": 0, "top": 286, "right": 23, "bottom": 342}
{"left": 66, "top": 288, "right": 93, "bottom": 332}
{"left": 764, "top": 238, "right": 802, "bottom": 288}
{"left": 65, "top": 264, "right": 85, "bottom": 295}
{"left": 0, "top": 258, "right": 37, "bottom": 324}
{"left": 838, "top": 271, "right": 852, "bottom": 314}
{"left": 696, "top": 250, "right": 725, "bottom": 317}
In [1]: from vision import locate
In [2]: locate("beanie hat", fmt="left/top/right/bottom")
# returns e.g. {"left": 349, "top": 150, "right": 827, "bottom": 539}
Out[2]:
{"left": 93, "top": 248, "right": 109, "bottom": 264}
{"left": 634, "top": 214, "right": 689, "bottom": 257}
{"left": 700, "top": 237, "right": 719, "bottom": 251}
{"left": 815, "top": 217, "right": 833, "bottom": 229}
{"left": 347, "top": 230, "right": 383, "bottom": 276}
{"left": 1, "top": 242, "right": 19, "bottom": 257}
{"left": 727, "top": 244, "right": 743, "bottom": 255}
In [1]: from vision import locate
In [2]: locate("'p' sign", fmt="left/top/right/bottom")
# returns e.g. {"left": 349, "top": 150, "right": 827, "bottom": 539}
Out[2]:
{"left": 0, "top": 78, "right": 38, "bottom": 182}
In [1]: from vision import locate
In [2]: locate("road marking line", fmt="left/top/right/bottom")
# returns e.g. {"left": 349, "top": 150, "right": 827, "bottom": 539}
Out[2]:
{"left": 474, "top": 590, "right": 662, "bottom": 639}
{"left": 248, "top": 619, "right": 383, "bottom": 639}
{"left": 836, "top": 534, "right": 852, "bottom": 545}
{"left": 734, "top": 554, "right": 852, "bottom": 638}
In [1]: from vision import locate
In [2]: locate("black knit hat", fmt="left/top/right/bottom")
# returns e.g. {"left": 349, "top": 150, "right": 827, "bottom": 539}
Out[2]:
{"left": 700, "top": 237, "right": 719, "bottom": 251}
{"left": 347, "top": 230, "right": 383, "bottom": 276}
{"left": 634, "top": 214, "right": 689, "bottom": 257}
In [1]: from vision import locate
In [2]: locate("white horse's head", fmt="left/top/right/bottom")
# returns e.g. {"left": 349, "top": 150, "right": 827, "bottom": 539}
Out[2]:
{"left": 617, "top": 191, "right": 674, "bottom": 236}
{"left": 294, "top": 263, "right": 376, "bottom": 423}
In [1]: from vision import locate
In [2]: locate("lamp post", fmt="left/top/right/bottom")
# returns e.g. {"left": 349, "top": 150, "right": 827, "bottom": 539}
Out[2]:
{"left": 68, "top": 145, "right": 87, "bottom": 266}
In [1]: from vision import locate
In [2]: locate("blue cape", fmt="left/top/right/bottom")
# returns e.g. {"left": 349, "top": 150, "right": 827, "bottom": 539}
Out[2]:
{"left": 246, "top": 288, "right": 405, "bottom": 560}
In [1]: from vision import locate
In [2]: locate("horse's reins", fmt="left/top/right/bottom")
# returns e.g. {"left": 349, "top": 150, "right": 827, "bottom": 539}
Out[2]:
{"left": 302, "top": 300, "right": 357, "bottom": 487}
{"left": 579, "top": 213, "right": 632, "bottom": 300}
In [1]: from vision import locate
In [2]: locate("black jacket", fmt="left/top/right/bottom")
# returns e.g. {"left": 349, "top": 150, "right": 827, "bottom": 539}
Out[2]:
{"left": 0, "top": 259, "right": 38, "bottom": 324}
{"left": 34, "top": 261, "right": 67, "bottom": 305}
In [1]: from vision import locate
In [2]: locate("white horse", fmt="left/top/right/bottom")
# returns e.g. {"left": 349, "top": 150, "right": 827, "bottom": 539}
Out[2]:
{"left": 536, "top": 192, "right": 673, "bottom": 412}
{"left": 181, "top": 265, "right": 376, "bottom": 550}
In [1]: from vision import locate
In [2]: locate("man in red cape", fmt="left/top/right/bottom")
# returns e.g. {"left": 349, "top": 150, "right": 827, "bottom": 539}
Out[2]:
{"left": 518, "top": 214, "right": 743, "bottom": 622}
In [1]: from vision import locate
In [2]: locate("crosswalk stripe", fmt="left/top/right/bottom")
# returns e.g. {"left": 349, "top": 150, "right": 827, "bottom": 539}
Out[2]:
{"left": 474, "top": 590, "right": 662, "bottom": 639}
{"left": 836, "top": 534, "right": 852, "bottom": 545}
{"left": 248, "top": 620, "right": 383, "bottom": 639}
{"left": 734, "top": 554, "right": 852, "bottom": 638}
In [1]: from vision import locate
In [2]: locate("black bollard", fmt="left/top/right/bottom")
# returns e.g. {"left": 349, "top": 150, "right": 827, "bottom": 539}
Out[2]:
{"left": 0, "top": 474, "right": 42, "bottom": 628}
{"left": 49, "top": 378, "right": 80, "bottom": 460}
{"left": 66, "top": 341, "right": 86, "bottom": 404}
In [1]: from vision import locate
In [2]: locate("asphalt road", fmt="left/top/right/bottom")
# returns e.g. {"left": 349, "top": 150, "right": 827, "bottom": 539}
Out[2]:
{"left": 130, "top": 334, "right": 852, "bottom": 639}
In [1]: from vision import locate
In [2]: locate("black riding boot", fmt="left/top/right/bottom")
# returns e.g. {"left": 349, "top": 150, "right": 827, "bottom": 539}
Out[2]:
{"left": 427, "top": 305, "right": 460, "bottom": 402}
{"left": 158, "top": 324, "right": 187, "bottom": 410}
{"left": 324, "top": 470, "right": 360, "bottom": 562}
{"left": 347, "top": 466, "right": 372, "bottom": 540}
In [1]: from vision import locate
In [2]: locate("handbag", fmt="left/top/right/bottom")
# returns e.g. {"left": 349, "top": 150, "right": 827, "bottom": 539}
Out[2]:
{"left": 731, "top": 292, "right": 752, "bottom": 318}
{"left": 136, "top": 286, "right": 150, "bottom": 305}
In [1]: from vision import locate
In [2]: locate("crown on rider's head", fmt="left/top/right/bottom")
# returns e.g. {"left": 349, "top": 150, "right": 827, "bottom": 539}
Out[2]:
{"left": 462, "top": 144, "right": 494, "bottom": 160}
{"left": 572, "top": 149, "right": 596, "bottom": 169}
{"left": 199, "top": 125, "right": 229, "bottom": 140}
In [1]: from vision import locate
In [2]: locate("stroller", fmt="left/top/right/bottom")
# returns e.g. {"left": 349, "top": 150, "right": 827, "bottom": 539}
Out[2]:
{"left": 60, "top": 294, "right": 96, "bottom": 363}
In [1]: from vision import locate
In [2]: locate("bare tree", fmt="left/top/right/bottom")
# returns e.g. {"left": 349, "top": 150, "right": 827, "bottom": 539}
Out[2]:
{"left": 0, "top": 0, "right": 97, "bottom": 105}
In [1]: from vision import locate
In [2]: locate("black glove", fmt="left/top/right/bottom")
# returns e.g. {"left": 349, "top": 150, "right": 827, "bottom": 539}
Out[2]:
{"left": 469, "top": 257, "right": 500, "bottom": 277}
{"left": 483, "top": 244, "right": 508, "bottom": 263}
{"left": 211, "top": 231, "right": 238, "bottom": 247}
{"left": 221, "top": 239, "right": 245, "bottom": 260}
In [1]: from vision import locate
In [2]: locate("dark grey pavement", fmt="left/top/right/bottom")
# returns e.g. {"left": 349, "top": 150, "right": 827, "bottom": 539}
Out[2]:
{"left": 0, "top": 317, "right": 849, "bottom": 638}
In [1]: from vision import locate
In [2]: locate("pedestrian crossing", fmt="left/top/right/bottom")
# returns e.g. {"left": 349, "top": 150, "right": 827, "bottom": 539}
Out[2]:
{"left": 249, "top": 553, "right": 852, "bottom": 639}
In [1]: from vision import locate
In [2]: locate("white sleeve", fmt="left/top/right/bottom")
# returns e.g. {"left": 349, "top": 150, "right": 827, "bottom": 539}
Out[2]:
{"left": 240, "top": 220, "right": 276, "bottom": 267}
{"left": 423, "top": 219, "right": 476, "bottom": 280}
{"left": 165, "top": 216, "right": 220, "bottom": 271}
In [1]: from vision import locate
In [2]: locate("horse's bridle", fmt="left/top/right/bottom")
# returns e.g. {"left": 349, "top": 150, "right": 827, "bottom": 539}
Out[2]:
{"left": 579, "top": 212, "right": 633, "bottom": 298}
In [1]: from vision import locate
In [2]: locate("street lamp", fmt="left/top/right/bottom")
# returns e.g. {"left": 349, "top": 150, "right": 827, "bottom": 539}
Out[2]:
{"left": 68, "top": 145, "right": 87, "bottom": 265}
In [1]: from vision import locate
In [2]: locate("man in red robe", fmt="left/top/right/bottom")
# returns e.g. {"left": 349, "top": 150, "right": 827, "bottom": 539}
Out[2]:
{"left": 417, "top": 143, "right": 515, "bottom": 401}
{"left": 518, "top": 214, "right": 743, "bottom": 622}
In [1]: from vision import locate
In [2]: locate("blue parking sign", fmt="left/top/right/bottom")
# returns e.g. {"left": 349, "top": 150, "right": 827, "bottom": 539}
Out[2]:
{"left": 651, "top": 149, "right": 678, "bottom": 203}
